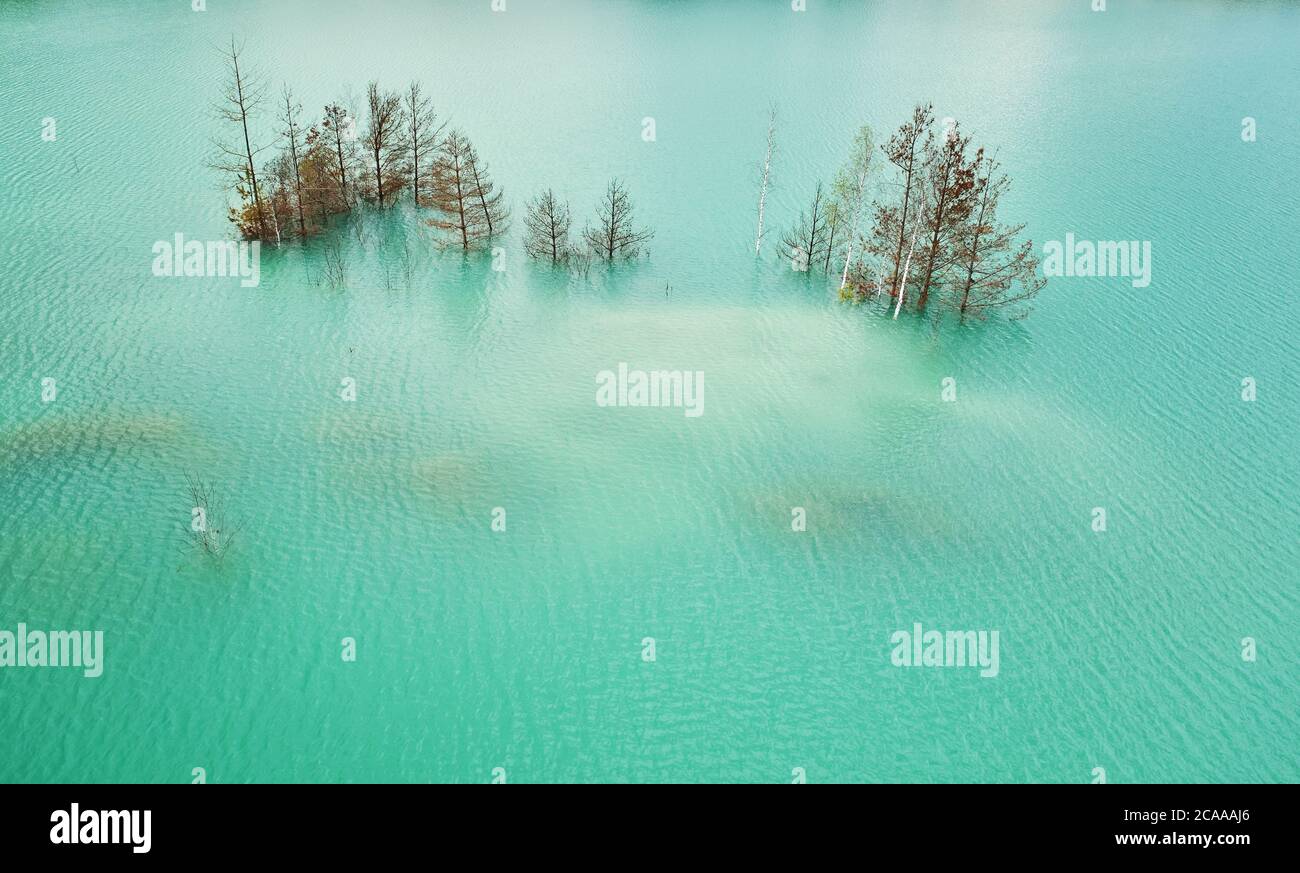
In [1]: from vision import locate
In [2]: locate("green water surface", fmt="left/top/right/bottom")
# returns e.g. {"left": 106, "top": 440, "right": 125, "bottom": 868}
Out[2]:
{"left": 0, "top": 0, "right": 1296, "bottom": 783}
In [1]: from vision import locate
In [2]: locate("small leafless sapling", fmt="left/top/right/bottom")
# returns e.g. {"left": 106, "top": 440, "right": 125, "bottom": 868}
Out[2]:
{"left": 182, "top": 475, "right": 243, "bottom": 564}
{"left": 322, "top": 238, "right": 348, "bottom": 288}
{"left": 583, "top": 179, "right": 654, "bottom": 262}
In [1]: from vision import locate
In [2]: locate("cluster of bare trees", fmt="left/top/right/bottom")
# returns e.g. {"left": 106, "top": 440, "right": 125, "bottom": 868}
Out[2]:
{"left": 777, "top": 125, "right": 874, "bottom": 282}
{"left": 214, "top": 40, "right": 508, "bottom": 252}
{"left": 522, "top": 179, "right": 653, "bottom": 268}
{"left": 423, "top": 130, "right": 508, "bottom": 250}
{"left": 765, "top": 103, "right": 1044, "bottom": 320}
{"left": 214, "top": 40, "right": 658, "bottom": 268}
{"left": 212, "top": 40, "right": 371, "bottom": 242}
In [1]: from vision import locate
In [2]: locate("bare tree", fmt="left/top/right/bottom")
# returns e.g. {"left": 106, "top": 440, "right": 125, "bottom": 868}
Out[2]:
{"left": 568, "top": 247, "right": 593, "bottom": 279}
{"left": 321, "top": 237, "right": 348, "bottom": 288}
{"left": 212, "top": 38, "right": 269, "bottom": 240}
{"left": 300, "top": 123, "right": 348, "bottom": 221}
{"left": 428, "top": 129, "right": 490, "bottom": 250}
{"left": 868, "top": 104, "right": 934, "bottom": 306}
{"left": 362, "top": 81, "right": 408, "bottom": 207}
{"left": 834, "top": 125, "right": 874, "bottom": 289}
{"left": 405, "top": 81, "right": 445, "bottom": 204}
{"left": 320, "top": 103, "right": 358, "bottom": 205}
{"left": 913, "top": 122, "right": 977, "bottom": 312}
{"left": 583, "top": 179, "right": 654, "bottom": 261}
{"left": 278, "top": 85, "right": 309, "bottom": 235}
{"left": 523, "top": 189, "right": 572, "bottom": 263}
{"left": 953, "top": 154, "right": 1045, "bottom": 320}
{"left": 182, "top": 475, "right": 243, "bottom": 564}
{"left": 780, "top": 182, "right": 830, "bottom": 273}
{"left": 893, "top": 205, "right": 925, "bottom": 319}
{"left": 822, "top": 199, "right": 846, "bottom": 275}
{"left": 755, "top": 104, "right": 777, "bottom": 254}
{"left": 261, "top": 153, "right": 294, "bottom": 244}
{"left": 465, "top": 140, "right": 508, "bottom": 238}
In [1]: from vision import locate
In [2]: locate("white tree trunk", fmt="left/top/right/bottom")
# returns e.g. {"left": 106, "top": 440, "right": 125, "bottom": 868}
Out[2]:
{"left": 894, "top": 224, "right": 920, "bottom": 319}
{"left": 838, "top": 239, "right": 855, "bottom": 290}
{"left": 755, "top": 109, "right": 776, "bottom": 254}
{"left": 839, "top": 168, "right": 868, "bottom": 289}
{"left": 269, "top": 193, "right": 281, "bottom": 245}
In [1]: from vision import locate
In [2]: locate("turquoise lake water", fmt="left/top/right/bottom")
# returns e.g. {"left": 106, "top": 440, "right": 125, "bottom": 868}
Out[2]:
{"left": 1, "top": 0, "right": 1297, "bottom": 783}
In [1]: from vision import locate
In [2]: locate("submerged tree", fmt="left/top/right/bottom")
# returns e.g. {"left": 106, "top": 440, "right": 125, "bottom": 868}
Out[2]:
{"left": 838, "top": 108, "right": 1044, "bottom": 319}
{"left": 428, "top": 130, "right": 490, "bottom": 250}
{"left": 212, "top": 38, "right": 270, "bottom": 241}
{"left": 583, "top": 179, "right": 654, "bottom": 261}
{"left": 182, "top": 475, "right": 243, "bottom": 564}
{"left": 821, "top": 198, "right": 847, "bottom": 275}
{"left": 754, "top": 104, "right": 777, "bottom": 255}
{"left": 780, "top": 182, "right": 831, "bottom": 273}
{"left": 568, "top": 247, "right": 594, "bottom": 279}
{"left": 891, "top": 191, "right": 927, "bottom": 318}
{"left": 912, "top": 122, "right": 978, "bottom": 313}
{"left": 465, "top": 140, "right": 507, "bottom": 238}
{"left": 298, "top": 125, "right": 346, "bottom": 222}
{"left": 405, "top": 80, "right": 445, "bottom": 204}
{"left": 318, "top": 102, "right": 359, "bottom": 205}
{"left": 321, "top": 237, "right": 348, "bottom": 288}
{"left": 523, "top": 189, "right": 573, "bottom": 263}
{"left": 278, "top": 85, "right": 310, "bottom": 235}
{"left": 952, "top": 154, "right": 1045, "bottom": 320}
{"left": 363, "top": 81, "right": 408, "bottom": 207}
{"left": 833, "top": 125, "right": 874, "bottom": 289}
{"left": 867, "top": 103, "right": 934, "bottom": 305}
{"left": 261, "top": 152, "right": 297, "bottom": 244}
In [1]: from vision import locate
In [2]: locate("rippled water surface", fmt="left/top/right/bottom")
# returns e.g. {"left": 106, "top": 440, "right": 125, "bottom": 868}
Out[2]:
{"left": 1, "top": 0, "right": 1297, "bottom": 782}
